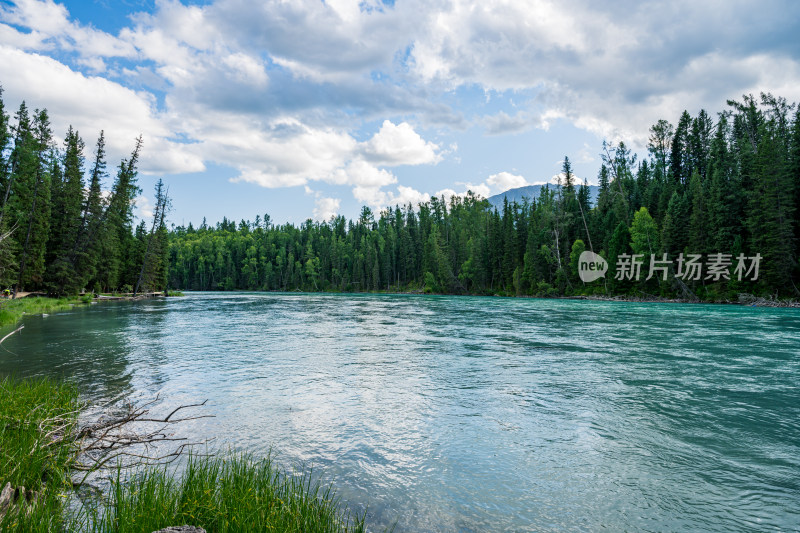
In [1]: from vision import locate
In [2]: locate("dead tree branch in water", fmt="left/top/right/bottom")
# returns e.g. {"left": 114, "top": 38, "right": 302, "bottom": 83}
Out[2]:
{"left": 47, "top": 395, "right": 214, "bottom": 484}
{"left": 0, "top": 325, "right": 23, "bottom": 345}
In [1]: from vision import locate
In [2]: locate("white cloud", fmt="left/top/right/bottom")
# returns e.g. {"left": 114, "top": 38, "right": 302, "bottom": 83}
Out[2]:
{"left": 436, "top": 172, "right": 528, "bottom": 202}
{"left": 576, "top": 143, "right": 595, "bottom": 164}
{"left": 549, "top": 171, "right": 585, "bottom": 186}
{"left": 3, "top": 0, "right": 800, "bottom": 222}
{"left": 435, "top": 182, "right": 491, "bottom": 201}
{"left": 483, "top": 110, "right": 542, "bottom": 135}
{"left": 392, "top": 185, "right": 431, "bottom": 206}
{"left": 221, "top": 120, "right": 445, "bottom": 207}
{"left": 0, "top": 45, "right": 204, "bottom": 175}
{"left": 404, "top": 0, "right": 800, "bottom": 146}
{"left": 354, "top": 184, "right": 431, "bottom": 211}
{"left": 313, "top": 197, "right": 341, "bottom": 221}
{"left": 361, "top": 120, "right": 441, "bottom": 166}
{"left": 222, "top": 52, "right": 268, "bottom": 87}
{"left": 6, "top": 0, "right": 800, "bottom": 153}
{"left": 0, "top": 0, "right": 136, "bottom": 61}
{"left": 134, "top": 194, "right": 154, "bottom": 220}
{"left": 486, "top": 172, "right": 528, "bottom": 194}
{"left": 330, "top": 160, "right": 397, "bottom": 188}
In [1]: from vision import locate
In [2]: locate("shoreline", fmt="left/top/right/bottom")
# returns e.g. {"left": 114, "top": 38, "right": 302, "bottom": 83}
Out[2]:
{"left": 0, "top": 293, "right": 180, "bottom": 329}
{"left": 0, "top": 375, "right": 365, "bottom": 532}
{"left": 171, "top": 288, "right": 800, "bottom": 308}
{"left": 559, "top": 293, "right": 800, "bottom": 308}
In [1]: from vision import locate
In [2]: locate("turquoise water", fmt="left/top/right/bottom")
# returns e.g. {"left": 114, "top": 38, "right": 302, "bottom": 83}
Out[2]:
{"left": 1, "top": 293, "right": 799, "bottom": 532}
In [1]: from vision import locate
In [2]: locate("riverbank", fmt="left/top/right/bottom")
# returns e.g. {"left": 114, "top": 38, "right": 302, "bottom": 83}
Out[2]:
{"left": 0, "top": 376, "right": 365, "bottom": 532}
{"left": 561, "top": 292, "right": 800, "bottom": 307}
{"left": 0, "top": 296, "right": 92, "bottom": 327}
{"left": 0, "top": 292, "right": 187, "bottom": 329}
{"left": 172, "top": 287, "right": 800, "bottom": 308}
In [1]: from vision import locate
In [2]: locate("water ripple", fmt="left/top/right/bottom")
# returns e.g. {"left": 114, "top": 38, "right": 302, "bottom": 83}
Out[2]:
{"left": 1, "top": 293, "right": 798, "bottom": 532}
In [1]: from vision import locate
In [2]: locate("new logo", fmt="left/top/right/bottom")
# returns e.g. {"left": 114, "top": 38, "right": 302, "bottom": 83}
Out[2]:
{"left": 578, "top": 251, "right": 608, "bottom": 282}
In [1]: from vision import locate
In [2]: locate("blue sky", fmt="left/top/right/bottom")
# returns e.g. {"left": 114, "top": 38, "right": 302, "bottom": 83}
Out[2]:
{"left": 1, "top": 0, "right": 799, "bottom": 226}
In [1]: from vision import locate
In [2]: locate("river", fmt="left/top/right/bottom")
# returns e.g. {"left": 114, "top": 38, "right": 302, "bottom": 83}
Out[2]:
{"left": 1, "top": 293, "right": 798, "bottom": 531}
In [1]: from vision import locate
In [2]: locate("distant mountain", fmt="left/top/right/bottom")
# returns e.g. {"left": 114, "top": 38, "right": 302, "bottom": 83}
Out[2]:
{"left": 487, "top": 184, "right": 599, "bottom": 209}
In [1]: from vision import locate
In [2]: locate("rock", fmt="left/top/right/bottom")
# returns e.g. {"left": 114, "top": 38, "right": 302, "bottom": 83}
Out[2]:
{"left": 0, "top": 482, "right": 13, "bottom": 514}
{"left": 152, "top": 527, "right": 207, "bottom": 533}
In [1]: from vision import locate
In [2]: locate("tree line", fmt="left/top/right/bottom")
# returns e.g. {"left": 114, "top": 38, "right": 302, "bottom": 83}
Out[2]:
{"left": 168, "top": 94, "right": 800, "bottom": 300}
{"left": 0, "top": 85, "right": 170, "bottom": 296}
{"left": 2, "top": 86, "right": 797, "bottom": 300}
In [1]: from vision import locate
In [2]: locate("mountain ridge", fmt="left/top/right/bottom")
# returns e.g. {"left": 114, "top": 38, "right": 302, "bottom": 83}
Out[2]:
{"left": 487, "top": 184, "right": 600, "bottom": 209}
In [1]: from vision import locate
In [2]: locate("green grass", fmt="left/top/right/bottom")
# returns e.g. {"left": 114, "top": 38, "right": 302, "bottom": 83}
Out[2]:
{"left": 0, "top": 376, "right": 367, "bottom": 532}
{"left": 0, "top": 376, "right": 80, "bottom": 531}
{"left": 82, "top": 453, "right": 366, "bottom": 533}
{"left": 0, "top": 296, "right": 88, "bottom": 327}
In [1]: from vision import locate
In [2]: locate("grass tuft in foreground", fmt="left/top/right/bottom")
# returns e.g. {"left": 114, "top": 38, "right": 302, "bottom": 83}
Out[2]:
{"left": 83, "top": 453, "right": 365, "bottom": 533}
{"left": 1, "top": 377, "right": 365, "bottom": 532}
{"left": 0, "top": 376, "right": 80, "bottom": 531}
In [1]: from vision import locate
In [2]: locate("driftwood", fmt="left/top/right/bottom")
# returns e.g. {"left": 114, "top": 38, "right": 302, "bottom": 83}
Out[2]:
{"left": 0, "top": 395, "right": 213, "bottom": 520}
{"left": 738, "top": 293, "right": 800, "bottom": 308}
{"left": 673, "top": 275, "right": 700, "bottom": 302}
{"left": 0, "top": 325, "right": 23, "bottom": 345}
{"left": 70, "top": 395, "right": 214, "bottom": 483}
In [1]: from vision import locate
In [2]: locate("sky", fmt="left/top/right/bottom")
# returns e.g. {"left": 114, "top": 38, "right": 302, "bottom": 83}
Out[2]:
{"left": 1, "top": 0, "right": 799, "bottom": 226}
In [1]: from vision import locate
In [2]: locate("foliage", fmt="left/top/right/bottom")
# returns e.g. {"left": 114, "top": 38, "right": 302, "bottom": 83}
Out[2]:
{"left": 0, "top": 376, "right": 365, "bottom": 532}
{"left": 0, "top": 86, "right": 170, "bottom": 296}
{"left": 0, "top": 296, "right": 87, "bottom": 326}
{"left": 0, "top": 377, "right": 79, "bottom": 532}
{"left": 1, "top": 86, "right": 798, "bottom": 300}
{"left": 166, "top": 95, "right": 800, "bottom": 300}
{"left": 80, "top": 453, "right": 365, "bottom": 533}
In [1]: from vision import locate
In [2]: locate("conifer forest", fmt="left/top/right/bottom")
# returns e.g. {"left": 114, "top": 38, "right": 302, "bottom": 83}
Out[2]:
{"left": 2, "top": 87, "right": 799, "bottom": 301}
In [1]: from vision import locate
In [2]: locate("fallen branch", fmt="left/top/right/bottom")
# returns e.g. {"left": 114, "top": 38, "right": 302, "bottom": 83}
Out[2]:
{"left": 42, "top": 395, "right": 216, "bottom": 485}
{"left": 76, "top": 397, "right": 212, "bottom": 469}
{"left": 0, "top": 325, "right": 23, "bottom": 345}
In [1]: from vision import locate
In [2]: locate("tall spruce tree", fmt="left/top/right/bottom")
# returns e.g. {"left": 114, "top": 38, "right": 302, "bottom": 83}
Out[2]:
{"left": 134, "top": 178, "right": 171, "bottom": 295}
{"left": 0, "top": 86, "right": 14, "bottom": 286}
{"left": 97, "top": 136, "right": 142, "bottom": 291}
{"left": 15, "top": 108, "right": 52, "bottom": 293}
{"left": 670, "top": 111, "right": 692, "bottom": 185}
{"left": 46, "top": 126, "right": 85, "bottom": 294}
{"left": 75, "top": 131, "right": 108, "bottom": 290}
{"left": 743, "top": 98, "right": 796, "bottom": 293}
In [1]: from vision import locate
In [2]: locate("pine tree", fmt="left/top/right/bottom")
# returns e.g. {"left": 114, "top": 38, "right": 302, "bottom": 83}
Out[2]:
{"left": 630, "top": 207, "right": 659, "bottom": 257}
{"left": 687, "top": 170, "right": 708, "bottom": 254}
{"left": 75, "top": 132, "right": 107, "bottom": 289}
{"left": 745, "top": 102, "right": 796, "bottom": 293}
{"left": 648, "top": 119, "right": 673, "bottom": 183}
{"left": 606, "top": 221, "right": 631, "bottom": 292}
{"left": 97, "top": 136, "right": 142, "bottom": 291}
{"left": 661, "top": 192, "right": 689, "bottom": 255}
{"left": 46, "top": 126, "right": 85, "bottom": 294}
{"left": 0, "top": 86, "right": 15, "bottom": 287}
{"left": 15, "top": 108, "right": 52, "bottom": 293}
{"left": 3, "top": 102, "right": 34, "bottom": 238}
{"left": 707, "top": 115, "right": 741, "bottom": 253}
{"left": 689, "top": 109, "right": 713, "bottom": 180}
{"left": 670, "top": 111, "right": 692, "bottom": 185}
{"left": 0, "top": 86, "right": 11, "bottom": 217}
{"left": 135, "top": 178, "right": 171, "bottom": 294}
{"left": 559, "top": 156, "right": 580, "bottom": 250}
{"left": 791, "top": 108, "right": 800, "bottom": 283}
